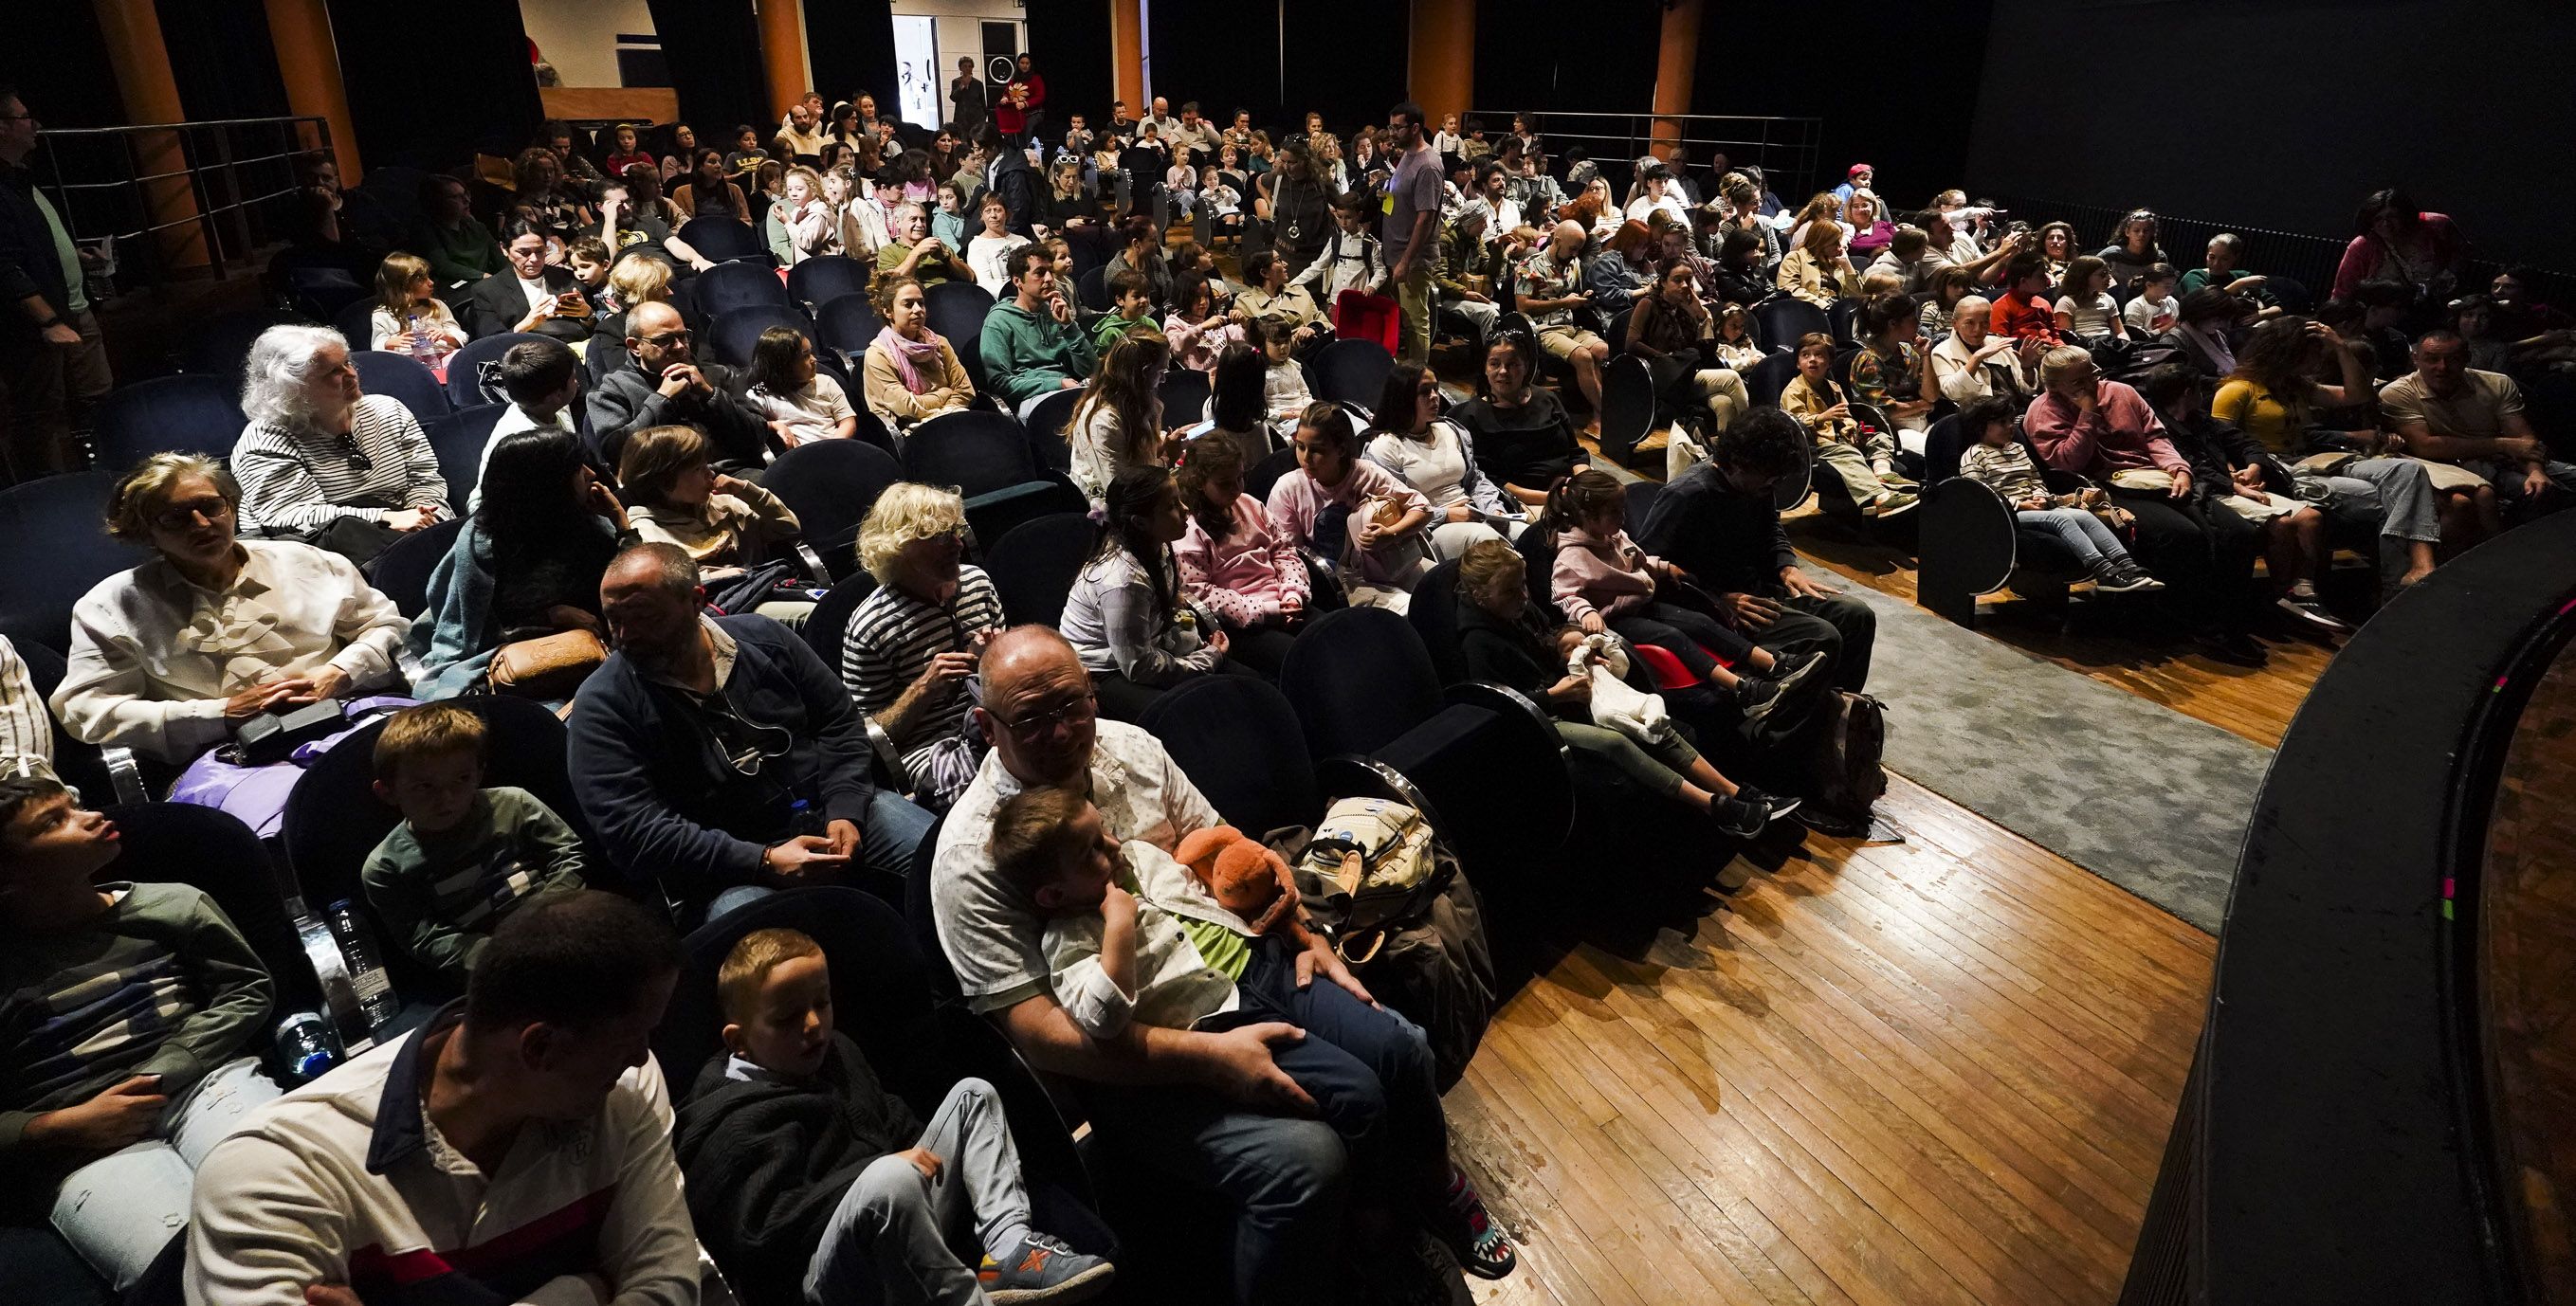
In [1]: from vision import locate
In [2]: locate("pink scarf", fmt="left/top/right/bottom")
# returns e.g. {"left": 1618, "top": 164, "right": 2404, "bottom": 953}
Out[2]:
{"left": 874, "top": 326, "right": 950, "bottom": 394}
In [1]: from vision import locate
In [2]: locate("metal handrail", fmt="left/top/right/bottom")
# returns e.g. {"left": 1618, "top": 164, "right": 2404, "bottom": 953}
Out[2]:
{"left": 1469, "top": 108, "right": 1825, "bottom": 201}
{"left": 32, "top": 116, "right": 336, "bottom": 291}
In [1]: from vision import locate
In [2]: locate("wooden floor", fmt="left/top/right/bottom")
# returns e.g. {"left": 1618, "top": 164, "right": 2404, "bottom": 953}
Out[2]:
{"left": 1452, "top": 773, "right": 2218, "bottom": 1306}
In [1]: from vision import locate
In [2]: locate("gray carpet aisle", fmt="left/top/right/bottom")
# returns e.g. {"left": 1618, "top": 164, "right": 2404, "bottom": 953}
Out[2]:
{"left": 1829, "top": 570, "right": 2272, "bottom": 933}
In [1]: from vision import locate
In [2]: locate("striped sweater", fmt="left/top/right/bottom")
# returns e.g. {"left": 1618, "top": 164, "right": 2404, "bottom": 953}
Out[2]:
{"left": 232, "top": 393, "right": 451, "bottom": 535}
{"left": 838, "top": 567, "right": 1004, "bottom": 771}
{"left": 359, "top": 787, "right": 590, "bottom": 983}
{"left": 1, "top": 881, "right": 274, "bottom": 1150}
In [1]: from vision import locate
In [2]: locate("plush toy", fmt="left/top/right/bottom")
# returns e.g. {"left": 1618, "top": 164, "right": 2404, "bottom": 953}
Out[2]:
{"left": 1174, "top": 825, "right": 1300, "bottom": 935}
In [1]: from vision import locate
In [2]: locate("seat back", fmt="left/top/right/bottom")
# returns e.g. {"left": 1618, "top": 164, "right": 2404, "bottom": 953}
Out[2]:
{"left": 1157, "top": 367, "right": 1212, "bottom": 426}
{"left": 0, "top": 471, "right": 148, "bottom": 654}
{"left": 279, "top": 697, "right": 590, "bottom": 1000}
{"left": 1075, "top": 265, "right": 1110, "bottom": 312}
{"left": 814, "top": 291, "right": 887, "bottom": 360}
{"left": 1405, "top": 557, "right": 1470, "bottom": 685}
{"left": 693, "top": 260, "right": 793, "bottom": 319}
{"left": 1275, "top": 606, "right": 1444, "bottom": 759}
{"left": 785, "top": 254, "right": 870, "bottom": 312}
{"left": 426, "top": 403, "right": 507, "bottom": 510}
{"left": 1020, "top": 386, "right": 1083, "bottom": 472}
{"left": 91, "top": 374, "right": 247, "bottom": 470}
{"left": 371, "top": 517, "right": 466, "bottom": 619}
{"left": 1828, "top": 298, "right": 1861, "bottom": 347}
{"left": 351, "top": 351, "right": 453, "bottom": 424}
{"left": 332, "top": 297, "right": 379, "bottom": 349}
{"left": 1922, "top": 413, "right": 1969, "bottom": 484}
{"left": 922, "top": 281, "right": 996, "bottom": 387}
{"left": 1745, "top": 348, "right": 1800, "bottom": 408}
{"left": 1137, "top": 676, "right": 1321, "bottom": 838}
{"left": 1623, "top": 480, "right": 1662, "bottom": 535}
{"left": 443, "top": 332, "right": 541, "bottom": 407}
{"left": 1597, "top": 355, "right": 1655, "bottom": 465}
{"left": 1310, "top": 337, "right": 1394, "bottom": 412}
{"left": 797, "top": 570, "right": 879, "bottom": 669}
{"left": 1244, "top": 445, "right": 1299, "bottom": 501}
{"left": 761, "top": 438, "right": 904, "bottom": 576}
{"left": 675, "top": 217, "right": 765, "bottom": 263}
{"left": 178, "top": 310, "right": 304, "bottom": 385}
{"left": 709, "top": 303, "right": 816, "bottom": 368}
{"left": 103, "top": 801, "right": 322, "bottom": 1016}
{"left": 13, "top": 641, "right": 111, "bottom": 805}
{"left": 983, "top": 512, "right": 1094, "bottom": 626}
{"left": 1753, "top": 297, "right": 1831, "bottom": 352}
{"left": 902, "top": 410, "right": 1040, "bottom": 499}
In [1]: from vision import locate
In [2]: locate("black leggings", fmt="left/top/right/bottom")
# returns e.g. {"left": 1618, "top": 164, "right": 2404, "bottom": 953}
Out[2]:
{"left": 1610, "top": 600, "right": 1755, "bottom": 682}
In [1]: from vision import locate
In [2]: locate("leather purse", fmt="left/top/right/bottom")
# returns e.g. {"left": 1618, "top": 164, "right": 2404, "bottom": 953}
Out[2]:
{"left": 486, "top": 629, "right": 609, "bottom": 700}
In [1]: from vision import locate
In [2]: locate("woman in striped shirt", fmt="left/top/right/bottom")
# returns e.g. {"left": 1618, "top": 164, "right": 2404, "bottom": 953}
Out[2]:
{"left": 230, "top": 325, "right": 450, "bottom": 568}
{"left": 837, "top": 484, "right": 1005, "bottom": 807}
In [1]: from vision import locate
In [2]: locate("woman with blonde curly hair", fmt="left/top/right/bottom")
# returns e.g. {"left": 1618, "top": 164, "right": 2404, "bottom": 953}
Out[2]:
{"left": 838, "top": 482, "right": 1003, "bottom": 805}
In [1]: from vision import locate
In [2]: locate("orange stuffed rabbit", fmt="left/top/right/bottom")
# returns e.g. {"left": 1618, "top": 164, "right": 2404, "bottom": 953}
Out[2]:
{"left": 1174, "top": 825, "right": 1301, "bottom": 935}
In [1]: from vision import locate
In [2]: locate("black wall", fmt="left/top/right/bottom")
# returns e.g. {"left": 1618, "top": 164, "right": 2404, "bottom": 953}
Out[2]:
{"left": 805, "top": 0, "right": 897, "bottom": 118}
{"left": 1026, "top": 1, "right": 1115, "bottom": 128}
{"left": 331, "top": 0, "right": 542, "bottom": 166}
{"left": 1144, "top": 0, "right": 1402, "bottom": 136}
{"left": 1964, "top": 0, "right": 2576, "bottom": 265}
{"left": 1147, "top": 2, "right": 1281, "bottom": 128}
{"left": 643, "top": 0, "right": 767, "bottom": 144}
{"left": 1473, "top": 0, "right": 1661, "bottom": 123}
{"left": 1278, "top": 0, "right": 1406, "bottom": 136}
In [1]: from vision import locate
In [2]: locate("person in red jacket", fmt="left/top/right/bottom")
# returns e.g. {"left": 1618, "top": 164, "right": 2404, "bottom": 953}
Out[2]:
{"left": 1987, "top": 253, "right": 2066, "bottom": 347}
{"left": 997, "top": 54, "right": 1047, "bottom": 143}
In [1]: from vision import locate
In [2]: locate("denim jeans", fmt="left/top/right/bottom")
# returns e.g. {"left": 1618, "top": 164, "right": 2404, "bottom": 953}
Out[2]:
{"left": 708, "top": 789, "right": 939, "bottom": 918}
{"left": 804, "top": 1078, "right": 1032, "bottom": 1306}
{"left": 1221, "top": 939, "right": 1447, "bottom": 1205}
{"left": 2013, "top": 506, "right": 2132, "bottom": 573}
{"left": 50, "top": 1058, "right": 283, "bottom": 1291}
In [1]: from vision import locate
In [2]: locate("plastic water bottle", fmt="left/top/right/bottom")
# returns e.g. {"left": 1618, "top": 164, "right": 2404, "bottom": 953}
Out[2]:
{"left": 407, "top": 310, "right": 440, "bottom": 363}
{"left": 273, "top": 1012, "right": 339, "bottom": 1082}
{"left": 324, "top": 899, "right": 402, "bottom": 1032}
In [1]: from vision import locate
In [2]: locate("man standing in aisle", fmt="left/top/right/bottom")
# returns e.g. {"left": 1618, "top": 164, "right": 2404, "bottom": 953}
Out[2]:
{"left": 1382, "top": 102, "right": 1443, "bottom": 368}
{"left": 0, "top": 86, "right": 111, "bottom": 482}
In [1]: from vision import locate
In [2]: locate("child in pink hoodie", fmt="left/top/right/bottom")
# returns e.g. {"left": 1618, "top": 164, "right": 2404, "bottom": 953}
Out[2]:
{"left": 1173, "top": 433, "right": 1306, "bottom": 677}
{"left": 1544, "top": 469, "right": 1822, "bottom": 735}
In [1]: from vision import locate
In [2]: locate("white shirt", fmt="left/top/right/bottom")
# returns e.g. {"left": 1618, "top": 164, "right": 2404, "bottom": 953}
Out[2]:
{"left": 745, "top": 373, "right": 856, "bottom": 444}
{"left": 1929, "top": 331, "right": 2033, "bottom": 404}
{"left": 1469, "top": 195, "right": 1523, "bottom": 237}
{"left": 0, "top": 635, "right": 53, "bottom": 783}
{"left": 469, "top": 403, "right": 573, "bottom": 511}
{"left": 517, "top": 275, "right": 553, "bottom": 313}
{"left": 53, "top": 541, "right": 409, "bottom": 762}
{"left": 2124, "top": 293, "right": 2180, "bottom": 335}
{"left": 966, "top": 232, "right": 1020, "bottom": 294}
{"left": 932, "top": 719, "right": 1220, "bottom": 1013}
{"left": 1625, "top": 193, "right": 1689, "bottom": 228}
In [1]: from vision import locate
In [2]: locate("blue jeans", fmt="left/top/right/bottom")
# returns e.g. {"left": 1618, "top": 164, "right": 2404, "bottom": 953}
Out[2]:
{"left": 2013, "top": 506, "right": 2134, "bottom": 573}
{"left": 708, "top": 789, "right": 939, "bottom": 918}
{"left": 1223, "top": 938, "right": 1446, "bottom": 1205}
{"left": 50, "top": 1058, "right": 282, "bottom": 1291}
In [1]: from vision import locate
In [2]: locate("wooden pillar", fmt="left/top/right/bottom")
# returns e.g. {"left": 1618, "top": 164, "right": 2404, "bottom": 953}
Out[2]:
{"left": 1111, "top": 0, "right": 1144, "bottom": 116}
{"left": 1648, "top": 0, "right": 1702, "bottom": 159}
{"left": 1407, "top": 0, "right": 1474, "bottom": 125}
{"left": 89, "top": 0, "right": 210, "bottom": 273}
{"left": 264, "top": 0, "right": 362, "bottom": 180}
{"left": 758, "top": 0, "right": 809, "bottom": 123}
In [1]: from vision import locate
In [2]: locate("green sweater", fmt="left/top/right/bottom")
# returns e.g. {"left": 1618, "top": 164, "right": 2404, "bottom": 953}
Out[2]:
{"left": 1093, "top": 312, "right": 1163, "bottom": 354}
{"left": 408, "top": 215, "right": 505, "bottom": 288}
{"left": 360, "top": 786, "right": 589, "bottom": 983}
{"left": 0, "top": 882, "right": 274, "bottom": 1152}
{"left": 979, "top": 299, "right": 1101, "bottom": 408}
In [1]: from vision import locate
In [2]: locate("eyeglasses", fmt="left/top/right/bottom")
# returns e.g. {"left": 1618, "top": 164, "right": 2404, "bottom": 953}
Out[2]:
{"left": 639, "top": 330, "right": 692, "bottom": 347}
{"left": 149, "top": 497, "right": 232, "bottom": 531}
{"left": 997, "top": 693, "right": 1097, "bottom": 738}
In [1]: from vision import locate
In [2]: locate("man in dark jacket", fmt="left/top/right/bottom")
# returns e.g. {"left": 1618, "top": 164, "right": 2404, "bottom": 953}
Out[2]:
{"left": 583, "top": 299, "right": 766, "bottom": 468}
{"left": 1638, "top": 408, "right": 1877, "bottom": 690}
{"left": 0, "top": 85, "right": 112, "bottom": 481}
{"left": 566, "top": 545, "right": 934, "bottom": 922}
{"left": 973, "top": 121, "right": 1039, "bottom": 239}
{"left": 672, "top": 926, "right": 1109, "bottom": 1306}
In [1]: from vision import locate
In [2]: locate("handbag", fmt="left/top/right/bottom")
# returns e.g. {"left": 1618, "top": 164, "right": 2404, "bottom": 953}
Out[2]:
{"left": 486, "top": 628, "right": 608, "bottom": 699}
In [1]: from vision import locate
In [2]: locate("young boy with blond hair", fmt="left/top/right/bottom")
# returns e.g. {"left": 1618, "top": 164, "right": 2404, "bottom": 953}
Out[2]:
{"left": 673, "top": 926, "right": 1112, "bottom": 1305}
{"left": 359, "top": 702, "right": 588, "bottom": 983}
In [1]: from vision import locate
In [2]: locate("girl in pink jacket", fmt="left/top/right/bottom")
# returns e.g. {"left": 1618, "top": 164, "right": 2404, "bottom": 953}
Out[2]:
{"left": 1173, "top": 433, "right": 1306, "bottom": 677}
{"left": 1265, "top": 402, "right": 1434, "bottom": 606}
{"left": 1544, "top": 470, "right": 1822, "bottom": 735}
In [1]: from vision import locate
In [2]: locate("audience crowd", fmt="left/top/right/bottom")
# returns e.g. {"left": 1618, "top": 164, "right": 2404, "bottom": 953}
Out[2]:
{"left": 2, "top": 64, "right": 2572, "bottom": 1306}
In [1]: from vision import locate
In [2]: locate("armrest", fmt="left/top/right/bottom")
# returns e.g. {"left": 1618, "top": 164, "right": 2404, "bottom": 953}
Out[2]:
{"left": 1918, "top": 477, "right": 2021, "bottom": 616}
{"left": 102, "top": 747, "right": 148, "bottom": 806}
{"left": 790, "top": 540, "right": 832, "bottom": 586}
{"left": 2041, "top": 468, "right": 2091, "bottom": 495}
{"left": 862, "top": 716, "right": 915, "bottom": 791}
{"left": 935, "top": 1006, "right": 1096, "bottom": 1209}
{"left": 1315, "top": 754, "right": 1455, "bottom": 853}
{"left": 1447, "top": 681, "right": 1557, "bottom": 743}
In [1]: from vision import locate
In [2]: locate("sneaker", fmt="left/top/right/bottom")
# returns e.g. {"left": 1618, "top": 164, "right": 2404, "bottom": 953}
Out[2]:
{"left": 1733, "top": 675, "right": 1790, "bottom": 735}
{"left": 1870, "top": 491, "right": 1920, "bottom": 518}
{"left": 1709, "top": 794, "right": 1767, "bottom": 840}
{"left": 1434, "top": 1168, "right": 1518, "bottom": 1280}
{"left": 2276, "top": 591, "right": 2352, "bottom": 633}
{"left": 1738, "top": 785, "right": 1804, "bottom": 825}
{"left": 2092, "top": 564, "right": 2166, "bottom": 594}
{"left": 1766, "top": 649, "right": 1828, "bottom": 703}
{"left": 978, "top": 1234, "right": 1115, "bottom": 1304}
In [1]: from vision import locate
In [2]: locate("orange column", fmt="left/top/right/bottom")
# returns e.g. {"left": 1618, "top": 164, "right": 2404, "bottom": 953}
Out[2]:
{"left": 264, "top": 0, "right": 362, "bottom": 180}
{"left": 89, "top": 0, "right": 210, "bottom": 273}
{"left": 1648, "top": 0, "right": 1702, "bottom": 159}
{"left": 1110, "top": 0, "right": 1144, "bottom": 117}
{"left": 1407, "top": 0, "right": 1474, "bottom": 125}
{"left": 758, "top": 0, "right": 809, "bottom": 124}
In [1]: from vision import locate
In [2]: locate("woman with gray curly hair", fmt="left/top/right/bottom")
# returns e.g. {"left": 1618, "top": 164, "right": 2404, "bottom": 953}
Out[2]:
{"left": 837, "top": 482, "right": 1004, "bottom": 807}
{"left": 230, "top": 323, "right": 449, "bottom": 567}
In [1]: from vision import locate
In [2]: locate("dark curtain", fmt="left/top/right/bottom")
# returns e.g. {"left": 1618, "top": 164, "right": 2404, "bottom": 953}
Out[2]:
{"left": 157, "top": 0, "right": 291, "bottom": 123}
{"left": 1148, "top": 2, "right": 1282, "bottom": 133}
{"left": 1691, "top": 1, "right": 1990, "bottom": 210}
{"left": 1025, "top": 0, "right": 1114, "bottom": 130}
{"left": 330, "top": 0, "right": 542, "bottom": 167}
{"left": 1281, "top": 0, "right": 1404, "bottom": 136}
{"left": 1471, "top": 0, "right": 1657, "bottom": 121}
{"left": 12, "top": 5, "right": 125, "bottom": 129}
{"left": 805, "top": 0, "right": 898, "bottom": 114}
{"left": 645, "top": 0, "right": 767, "bottom": 142}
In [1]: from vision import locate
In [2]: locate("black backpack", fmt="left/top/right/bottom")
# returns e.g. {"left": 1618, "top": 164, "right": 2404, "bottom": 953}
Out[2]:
{"left": 1798, "top": 689, "right": 1888, "bottom": 836}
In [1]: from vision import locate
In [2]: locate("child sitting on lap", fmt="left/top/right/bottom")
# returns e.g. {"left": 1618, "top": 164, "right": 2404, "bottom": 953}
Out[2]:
{"left": 361, "top": 702, "right": 590, "bottom": 985}
{"left": 675, "top": 927, "right": 1114, "bottom": 1305}
{"left": 995, "top": 788, "right": 1519, "bottom": 1280}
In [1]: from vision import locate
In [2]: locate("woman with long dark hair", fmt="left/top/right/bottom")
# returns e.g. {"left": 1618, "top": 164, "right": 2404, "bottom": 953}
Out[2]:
{"left": 1364, "top": 361, "right": 1521, "bottom": 555}
{"left": 412, "top": 428, "right": 635, "bottom": 698}
{"left": 1451, "top": 330, "right": 1587, "bottom": 506}
{"left": 1060, "top": 465, "right": 1238, "bottom": 719}
{"left": 1069, "top": 333, "right": 1175, "bottom": 506}
{"left": 2331, "top": 186, "right": 2464, "bottom": 301}
{"left": 2094, "top": 209, "right": 2167, "bottom": 291}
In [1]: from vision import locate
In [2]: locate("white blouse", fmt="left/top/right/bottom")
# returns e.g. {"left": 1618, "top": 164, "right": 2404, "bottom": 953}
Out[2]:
{"left": 52, "top": 540, "right": 409, "bottom": 762}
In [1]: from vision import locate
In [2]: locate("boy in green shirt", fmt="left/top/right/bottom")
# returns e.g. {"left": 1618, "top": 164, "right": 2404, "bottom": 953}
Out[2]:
{"left": 1092, "top": 269, "right": 1164, "bottom": 354}
{"left": 360, "top": 703, "right": 588, "bottom": 984}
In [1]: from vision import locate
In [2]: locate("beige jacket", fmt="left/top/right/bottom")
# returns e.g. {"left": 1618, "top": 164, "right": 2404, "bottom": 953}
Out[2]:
{"left": 861, "top": 336, "right": 977, "bottom": 429}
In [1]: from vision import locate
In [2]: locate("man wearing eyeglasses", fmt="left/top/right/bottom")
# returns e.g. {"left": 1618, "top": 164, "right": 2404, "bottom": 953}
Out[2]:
{"left": 568, "top": 543, "right": 936, "bottom": 925}
{"left": 584, "top": 299, "right": 766, "bottom": 469}
{"left": 930, "top": 626, "right": 1374, "bottom": 1306}
{"left": 0, "top": 84, "right": 112, "bottom": 483}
